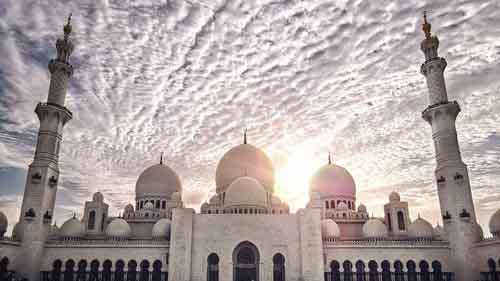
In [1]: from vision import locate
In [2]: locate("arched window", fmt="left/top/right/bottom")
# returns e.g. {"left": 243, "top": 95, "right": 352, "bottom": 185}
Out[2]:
{"left": 89, "top": 260, "right": 99, "bottom": 281}
{"left": 368, "top": 260, "right": 379, "bottom": 281}
{"left": 0, "top": 258, "right": 9, "bottom": 280}
{"left": 325, "top": 201, "right": 329, "bottom": 209}
{"left": 140, "top": 260, "right": 150, "bottom": 281}
{"left": 331, "top": 200, "right": 335, "bottom": 209}
{"left": 330, "top": 260, "right": 340, "bottom": 281}
{"left": 88, "top": 210, "right": 96, "bottom": 230}
{"left": 386, "top": 213, "right": 392, "bottom": 231}
{"left": 355, "top": 260, "right": 365, "bottom": 281}
{"left": 381, "top": 260, "right": 390, "bottom": 281}
{"left": 115, "top": 260, "right": 125, "bottom": 281}
{"left": 397, "top": 211, "right": 405, "bottom": 230}
{"left": 419, "top": 260, "right": 430, "bottom": 281}
{"left": 348, "top": 201, "right": 352, "bottom": 210}
{"left": 102, "top": 260, "right": 112, "bottom": 281}
{"left": 76, "top": 260, "right": 87, "bottom": 281}
{"left": 207, "top": 253, "right": 219, "bottom": 281}
{"left": 156, "top": 200, "right": 160, "bottom": 209}
{"left": 407, "top": 260, "right": 417, "bottom": 281}
{"left": 233, "top": 241, "right": 259, "bottom": 281}
{"left": 273, "top": 254, "right": 285, "bottom": 281}
{"left": 152, "top": 260, "right": 163, "bottom": 281}
{"left": 52, "top": 260, "right": 63, "bottom": 281}
{"left": 343, "top": 260, "right": 352, "bottom": 281}
{"left": 140, "top": 201, "right": 144, "bottom": 209}
{"left": 128, "top": 260, "right": 138, "bottom": 281}
{"left": 101, "top": 213, "right": 106, "bottom": 231}
{"left": 64, "top": 260, "right": 75, "bottom": 281}
{"left": 394, "top": 260, "right": 404, "bottom": 281}
{"left": 432, "top": 260, "right": 443, "bottom": 281}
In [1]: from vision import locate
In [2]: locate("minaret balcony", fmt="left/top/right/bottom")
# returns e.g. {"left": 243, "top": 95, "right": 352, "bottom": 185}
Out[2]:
{"left": 422, "top": 101, "right": 460, "bottom": 124}
{"left": 35, "top": 102, "right": 73, "bottom": 125}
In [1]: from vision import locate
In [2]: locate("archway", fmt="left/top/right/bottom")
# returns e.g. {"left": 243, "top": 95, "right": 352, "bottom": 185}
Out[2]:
{"left": 273, "top": 254, "right": 285, "bottom": 281}
{"left": 207, "top": 253, "right": 220, "bottom": 281}
{"left": 233, "top": 241, "right": 259, "bottom": 281}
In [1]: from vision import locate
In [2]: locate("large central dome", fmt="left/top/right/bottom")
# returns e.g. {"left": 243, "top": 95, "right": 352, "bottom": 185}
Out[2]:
{"left": 136, "top": 164, "right": 182, "bottom": 198}
{"left": 310, "top": 163, "right": 356, "bottom": 199}
{"left": 215, "top": 143, "right": 275, "bottom": 194}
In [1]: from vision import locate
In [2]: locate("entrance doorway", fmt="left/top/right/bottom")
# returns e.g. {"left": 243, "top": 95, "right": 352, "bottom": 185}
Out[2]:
{"left": 233, "top": 241, "right": 259, "bottom": 281}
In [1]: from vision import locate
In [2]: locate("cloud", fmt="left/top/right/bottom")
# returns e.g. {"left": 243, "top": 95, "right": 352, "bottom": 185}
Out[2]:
{"left": 0, "top": 0, "right": 499, "bottom": 234}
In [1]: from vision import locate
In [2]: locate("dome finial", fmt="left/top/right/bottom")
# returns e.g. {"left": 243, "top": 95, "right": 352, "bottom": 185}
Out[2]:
{"left": 328, "top": 152, "right": 332, "bottom": 165}
{"left": 73, "top": 212, "right": 76, "bottom": 219}
{"left": 63, "top": 13, "right": 73, "bottom": 38}
{"left": 243, "top": 128, "right": 247, "bottom": 144}
{"left": 422, "top": 11, "right": 431, "bottom": 39}
{"left": 160, "top": 151, "right": 164, "bottom": 165}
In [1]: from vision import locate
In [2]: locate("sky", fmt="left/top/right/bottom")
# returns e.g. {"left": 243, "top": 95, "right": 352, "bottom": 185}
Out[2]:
{"left": 0, "top": 0, "right": 500, "bottom": 235}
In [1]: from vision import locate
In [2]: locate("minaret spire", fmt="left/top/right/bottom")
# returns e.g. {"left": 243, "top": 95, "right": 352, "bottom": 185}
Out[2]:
{"left": 16, "top": 15, "right": 75, "bottom": 280}
{"left": 420, "top": 12, "right": 478, "bottom": 281}
{"left": 328, "top": 152, "right": 332, "bottom": 165}
{"left": 243, "top": 128, "right": 247, "bottom": 144}
{"left": 160, "top": 152, "right": 164, "bottom": 165}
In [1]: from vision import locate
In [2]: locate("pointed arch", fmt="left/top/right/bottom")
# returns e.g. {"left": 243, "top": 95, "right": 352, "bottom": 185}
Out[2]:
{"left": 233, "top": 241, "right": 259, "bottom": 281}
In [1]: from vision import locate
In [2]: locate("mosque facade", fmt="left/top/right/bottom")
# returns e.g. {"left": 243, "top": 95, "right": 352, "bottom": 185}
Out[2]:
{"left": 1, "top": 13, "right": 500, "bottom": 281}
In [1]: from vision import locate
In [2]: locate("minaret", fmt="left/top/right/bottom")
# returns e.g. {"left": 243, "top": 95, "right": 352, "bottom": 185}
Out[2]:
{"left": 17, "top": 15, "right": 74, "bottom": 281}
{"left": 420, "top": 12, "right": 478, "bottom": 281}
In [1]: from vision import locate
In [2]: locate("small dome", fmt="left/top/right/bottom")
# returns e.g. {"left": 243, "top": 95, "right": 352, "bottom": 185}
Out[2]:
{"left": 215, "top": 144, "right": 275, "bottom": 194}
{"left": 389, "top": 192, "right": 400, "bottom": 202}
{"left": 337, "top": 202, "right": 348, "bottom": 210}
{"left": 124, "top": 204, "right": 134, "bottom": 213}
{"left": 0, "top": 211, "right": 7, "bottom": 234}
{"left": 209, "top": 195, "right": 219, "bottom": 204}
{"left": 321, "top": 219, "right": 340, "bottom": 238}
{"left": 362, "top": 218, "right": 388, "bottom": 238}
{"left": 60, "top": 216, "right": 86, "bottom": 238}
{"left": 136, "top": 164, "right": 182, "bottom": 198}
{"left": 171, "top": 192, "right": 182, "bottom": 201}
{"left": 225, "top": 177, "right": 267, "bottom": 208}
{"left": 12, "top": 222, "right": 22, "bottom": 241}
{"left": 310, "top": 163, "right": 356, "bottom": 199}
{"left": 92, "top": 192, "right": 104, "bottom": 202}
{"left": 144, "top": 201, "right": 154, "bottom": 209}
{"left": 433, "top": 224, "right": 446, "bottom": 239}
{"left": 152, "top": 218, "right": 171, "bottom": 239}
{"left": 408, "top": 217, "right": 433, "bottom": 238}
{"left": 106, "top": 218, "right": 131, "bottom": 239}
{"left": 358, "top": 204, "right": 367, "bottom": 213}
{"left": 489, "top": 209, "right": 500, "bottom": 236}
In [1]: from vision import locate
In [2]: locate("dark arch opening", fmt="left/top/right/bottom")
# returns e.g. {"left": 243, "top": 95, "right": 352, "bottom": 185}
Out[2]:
{"left": 51, "top": 260, "right": 63, "bottom": 281}
{"left": 88, "top": 210, "right": 96, "bottom": 230}
{"left": 102, "top": 260, "right": 112, "bottom": 281}
{"left": 115, "top": 260, "right": 125, "bottom": 281}
{"left": 381, "top": 260, "right": 390, "bottom": 281}
{"left": 343, "top": 260, "right": 353, "bottom": 281}
{"left": 152, "top": 260, "right": 163, "bottom": 281}
{"left": 368, "top": 260, "right": 379, "bottom": 281}
{"left": 419, "top": 260, "right": 430, "bottom": 281}
{"left": 330, "top": 260, "right": 340, "bottom": 281}
{"left": 407, "top": 260, "right": 417, "bottom": 281}
{"left": 355, "top": 260, "right": 365, "bottom": 280}
{"left": 88, "top": 259, "right": 99, "bottom": 281}
{"left": 128, "top": 260, "right": 138, "bottom": 281}
{"left": 397, "top": 211, "right": 405, "bottom": 230}
{"left": 64, "top": 260, "right": 75, "bottom": 281}
{"left": 432, "top": 260, "right": 443, "bottom": 281}
{"left": 0, "top": 257, "right": 9, "bottom": 281}
{"left": 233, "top": 241, "right": 259, "bottom": 281}
{"left": 76, "top": 260, "right": 87, "bottom": 281}
{"left": 139, "top": 260, "right": 150, "bottom": 281}
{"left": 394, "top": 260, "right": 404, "bottom": 281}
{"left": 273, "top": 254, "right": 285, "bottom": 281}
{"left": 207, "top": 253, "right": 219, "bottom": 281}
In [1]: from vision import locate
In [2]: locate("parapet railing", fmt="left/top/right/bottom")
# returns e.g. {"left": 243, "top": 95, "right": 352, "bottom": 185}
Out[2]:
{"left": 45, "top": 239, "right": 169, "bottom": 246}
{"left": 324, "top": 271, "right": 454, "bottom": 281}
{"left": 40, "top": 271, "right": 168, "bottom": 281}
{"left": 323, "top": 238, "right": 449, "bottom": 246}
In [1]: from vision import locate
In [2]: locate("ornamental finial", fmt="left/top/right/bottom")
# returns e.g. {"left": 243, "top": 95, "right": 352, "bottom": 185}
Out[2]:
{"left": 422, "top": 11, "right": 431, "bottom": 39}
{"left": 243, "top": 128, "right": 247, "bottom": 144}
{"left": 63, "top": 13, "right": 72, "bottom": 38}
{"left": 328, "top": 152, "right": 332, "bottom": 165}
{"left": 160, "top": 152, "right": 164, "bottom": 165}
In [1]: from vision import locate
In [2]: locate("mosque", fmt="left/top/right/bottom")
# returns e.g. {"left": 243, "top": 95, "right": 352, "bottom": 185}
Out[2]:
{"left": 1, "top": 12, "right": 500, "bottom": 281}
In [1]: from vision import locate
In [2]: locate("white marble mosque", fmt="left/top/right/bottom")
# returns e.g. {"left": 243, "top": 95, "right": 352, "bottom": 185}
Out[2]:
{"left": 1, "top": 13, "right": 500, "bottom": 281}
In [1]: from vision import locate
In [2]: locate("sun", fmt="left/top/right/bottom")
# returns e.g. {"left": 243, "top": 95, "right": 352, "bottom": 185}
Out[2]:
{"left": 274, "top": 144, "right": 324, "bottom": 211}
